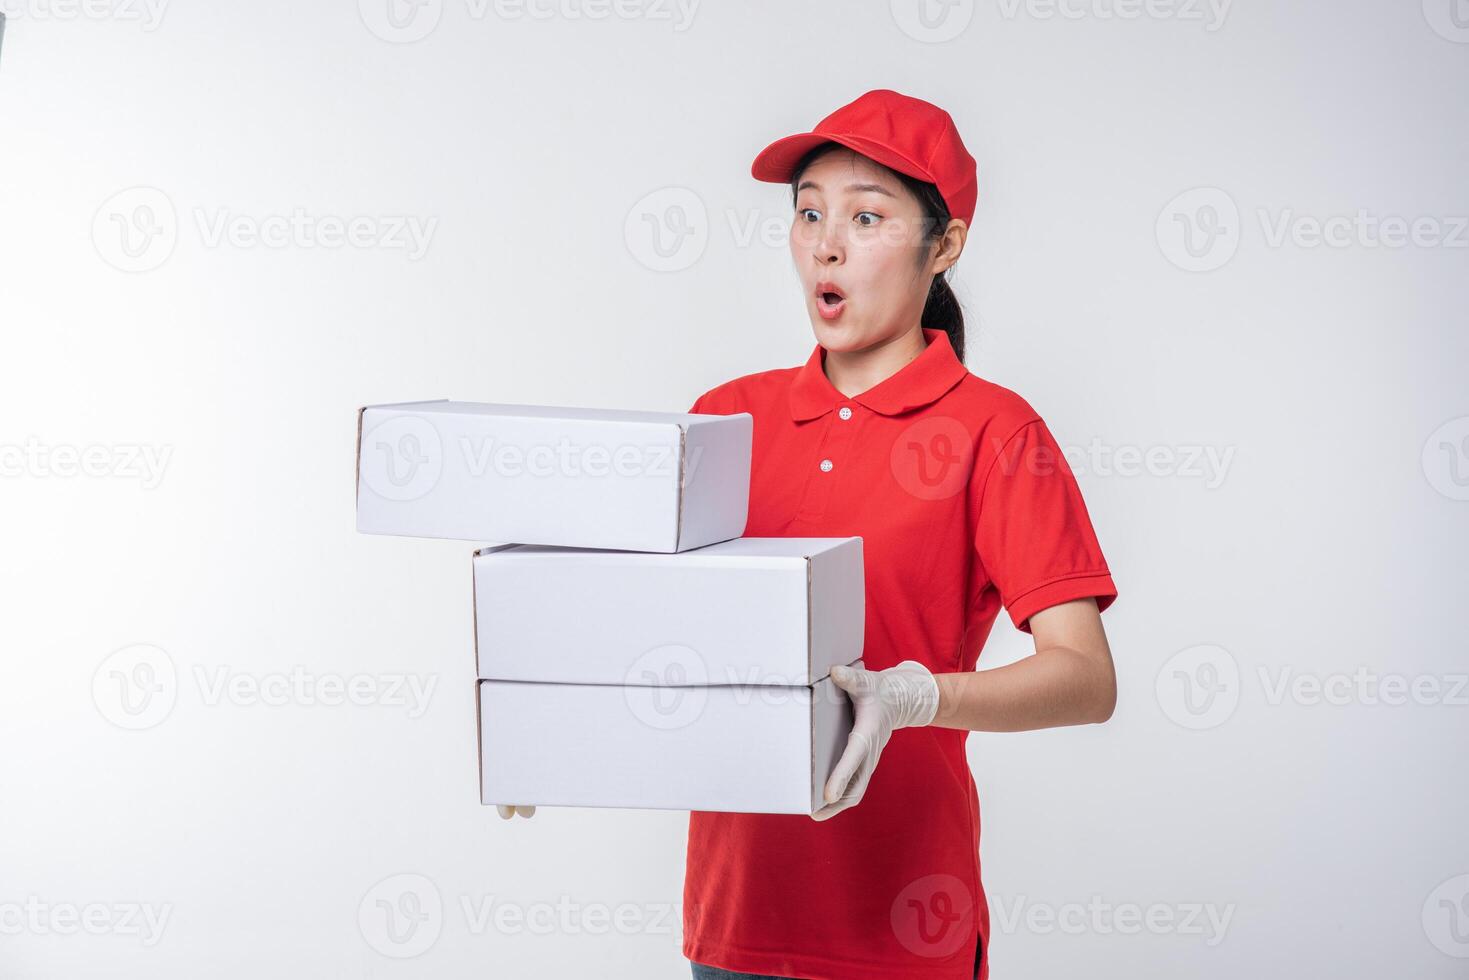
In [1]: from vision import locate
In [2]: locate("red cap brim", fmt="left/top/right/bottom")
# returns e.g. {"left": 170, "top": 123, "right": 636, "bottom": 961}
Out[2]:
{"left": 751, "top": 132, "right": 931, "bottom": 186}
{"left": 750, "top": 133, "right": 834, "bottom": 182}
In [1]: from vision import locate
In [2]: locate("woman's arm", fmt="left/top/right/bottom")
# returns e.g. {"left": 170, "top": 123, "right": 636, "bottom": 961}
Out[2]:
{"left": 930, "top": 597, "right": 1116, "bottom": 732}
{"left": 815, "top": 597, "right": 1115, "bottom": 819}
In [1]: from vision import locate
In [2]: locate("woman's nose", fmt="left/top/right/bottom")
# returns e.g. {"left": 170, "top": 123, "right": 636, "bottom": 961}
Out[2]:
{"left": 793, "top": 215, "right": 844, "bottom": 262}
{"left": 814, "top": 224, "right": 844, "bottom": 262}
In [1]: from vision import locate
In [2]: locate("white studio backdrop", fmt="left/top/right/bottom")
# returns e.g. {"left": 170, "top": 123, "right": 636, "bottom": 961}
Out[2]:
{"left": 1, "top": 1, "right": 1466, "bottom": 977}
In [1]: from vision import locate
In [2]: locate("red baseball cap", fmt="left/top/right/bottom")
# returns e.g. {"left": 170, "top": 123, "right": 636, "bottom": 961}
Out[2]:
{"left": 750, "top": 88, "right": 978, "bottom": 226}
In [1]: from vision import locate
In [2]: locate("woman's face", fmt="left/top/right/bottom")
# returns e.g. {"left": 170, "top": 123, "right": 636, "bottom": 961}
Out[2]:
{"left": 790, "top": 147, "right": 958, "bottom": 354}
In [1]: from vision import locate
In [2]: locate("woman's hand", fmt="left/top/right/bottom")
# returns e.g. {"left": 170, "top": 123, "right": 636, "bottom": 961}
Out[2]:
{"left": 495, "top": 804, "right": 536, "bottom": 819}
{"left": 812, "top": 660, "right": 939, "bottom": 821}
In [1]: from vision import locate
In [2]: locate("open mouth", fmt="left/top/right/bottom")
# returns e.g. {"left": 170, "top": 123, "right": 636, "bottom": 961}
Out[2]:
{"left": 815, "top": 282, "right": 847, "bottom": 319}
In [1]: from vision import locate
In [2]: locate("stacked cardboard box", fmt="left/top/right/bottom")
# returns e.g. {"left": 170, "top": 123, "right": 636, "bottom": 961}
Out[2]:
{"left": 356, "top": 400, "right": 862, "bottom": 814}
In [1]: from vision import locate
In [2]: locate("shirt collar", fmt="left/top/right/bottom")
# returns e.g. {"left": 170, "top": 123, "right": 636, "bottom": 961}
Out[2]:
{"left": 788, "top": 327, "right": 969, "bottom": 422}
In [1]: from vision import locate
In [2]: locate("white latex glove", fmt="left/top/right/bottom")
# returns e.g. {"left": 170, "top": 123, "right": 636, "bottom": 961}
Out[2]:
{"left": 813, "top": 660, "right": 940, "bottom": 822}
{"left": 495, "top": 804, "right": 536, "bottom": 819}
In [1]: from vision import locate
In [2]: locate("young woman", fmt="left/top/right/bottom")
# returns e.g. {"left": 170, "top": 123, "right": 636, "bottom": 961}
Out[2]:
{"left": 503, "top": 89, "right": 1119, "bottom": 980}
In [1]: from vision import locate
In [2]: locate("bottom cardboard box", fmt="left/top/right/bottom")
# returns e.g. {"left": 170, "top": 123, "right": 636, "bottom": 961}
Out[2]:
{"left": 477, "top": 671, "right": 856, "bottom": 814}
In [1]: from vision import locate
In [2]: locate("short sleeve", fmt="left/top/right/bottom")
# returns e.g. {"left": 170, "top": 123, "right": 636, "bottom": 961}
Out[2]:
{"left": 689, "top": 387, "right": 726, "bottom": 415}
{"left": 973, "top": 419, "right": 1117, "bottom": 632}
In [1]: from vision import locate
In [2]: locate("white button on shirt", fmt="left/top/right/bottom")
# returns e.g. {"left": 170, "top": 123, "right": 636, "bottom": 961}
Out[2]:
{"left": 819, "top": 459, "right": 833, "bottom": 472}
{"left": 838, "top": 406, "right": 852, "bottom": 420}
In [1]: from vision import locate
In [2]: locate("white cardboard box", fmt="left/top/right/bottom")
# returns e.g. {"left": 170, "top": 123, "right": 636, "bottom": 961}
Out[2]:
{"left": 355, "top": 400, "right": 752, "bottom": 552}
{"left": 476, "top": 672, "right": 856, "bottom": 813}
{"left": 472, "top": 537, "right": 865, "bottom": 687}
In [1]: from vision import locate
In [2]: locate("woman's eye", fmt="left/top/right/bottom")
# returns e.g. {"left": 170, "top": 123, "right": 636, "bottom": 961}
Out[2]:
{"left": 855, "top": 211, "right": 881, "bottom": 227}
{"left": 799, "top": 208, "right": 821, "bottom": 223}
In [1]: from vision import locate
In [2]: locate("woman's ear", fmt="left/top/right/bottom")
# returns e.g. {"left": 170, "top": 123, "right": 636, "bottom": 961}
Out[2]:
{"left": 931, "top": 218, "right": 968, "bottom": 275}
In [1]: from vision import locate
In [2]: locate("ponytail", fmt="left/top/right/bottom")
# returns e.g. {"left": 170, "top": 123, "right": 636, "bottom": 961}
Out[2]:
{"left": 921, "top": 273, "right": 965, "bottom": 362}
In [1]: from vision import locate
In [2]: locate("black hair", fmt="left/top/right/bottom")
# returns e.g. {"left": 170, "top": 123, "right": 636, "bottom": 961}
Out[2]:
{"left": 787, "top": 141, "right": 966, "bottom": 362}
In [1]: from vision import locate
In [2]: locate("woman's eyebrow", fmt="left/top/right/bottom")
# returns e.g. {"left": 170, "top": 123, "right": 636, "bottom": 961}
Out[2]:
{"left": 795, "top": 180, "right": 897, "bottom": 198}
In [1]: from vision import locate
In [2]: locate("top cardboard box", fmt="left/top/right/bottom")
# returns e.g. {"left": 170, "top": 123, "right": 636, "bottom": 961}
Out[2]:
{"left": 355, "top": 400, "right": 752, "bottom": 552}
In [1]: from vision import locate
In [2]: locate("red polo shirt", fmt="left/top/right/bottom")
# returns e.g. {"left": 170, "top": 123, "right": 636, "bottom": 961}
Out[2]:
{"left": 682, "top": 327, "right": 1117, "bottom": 980}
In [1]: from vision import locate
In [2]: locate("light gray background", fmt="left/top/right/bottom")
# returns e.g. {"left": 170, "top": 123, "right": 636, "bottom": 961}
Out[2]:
{"left": 2, "top": 1, "right": 1466, "bottom": 977}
